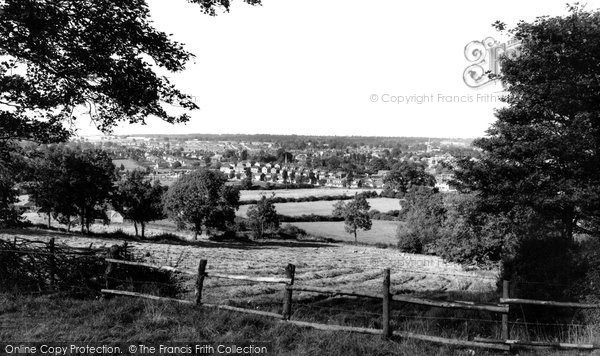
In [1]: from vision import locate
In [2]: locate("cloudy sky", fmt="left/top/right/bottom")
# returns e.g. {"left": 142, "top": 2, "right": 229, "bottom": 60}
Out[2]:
{"left": 77, "top": 0, "right": 599, "bottom": 138}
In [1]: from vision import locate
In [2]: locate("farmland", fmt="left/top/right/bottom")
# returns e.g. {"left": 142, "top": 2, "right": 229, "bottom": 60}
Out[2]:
{"left": 287, "top": 220, "right": 401, "bottom": 245}
{"left": 0, "top": 229, "right": 498, "bottom": 307}
{"left": 237, "top": 198, "right": 400, "bottom": 217}
{"left": 240, "top": 188, "right": 382, "bottom": 202}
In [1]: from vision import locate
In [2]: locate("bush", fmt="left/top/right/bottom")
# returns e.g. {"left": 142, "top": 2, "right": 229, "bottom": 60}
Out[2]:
{"left": 278, "top": 224, "right": 307, "bottom": 238}
{"left": 396, "top": 187, "right": 444, "bottom": 253}
{"left": 396, "top": 224, "right": 423, "bottom": 253}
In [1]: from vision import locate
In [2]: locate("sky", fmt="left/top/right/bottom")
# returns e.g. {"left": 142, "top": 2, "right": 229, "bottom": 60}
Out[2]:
{"left": 76, "top": 0, "right": 600, "bottom": 139}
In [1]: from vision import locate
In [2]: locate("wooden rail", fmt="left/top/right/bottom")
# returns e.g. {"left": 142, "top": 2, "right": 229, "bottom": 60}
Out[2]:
{"left": 393, "top": 294, "right": 508, "bottom": 313}
{"left": 287, "top": 285, "right": 380, "bottom": 299}
{"left": 101, "top": 256, "right": 599, "bottom": 352}
{"left": 104, "top": 258, "right": 195, "bottom": 275}
{"left": 500, "top": 298, "right": 600, "bottom": 309}
{"left": 474, "top": 337, "right": 598, "bottom": 350}
{"left": 394, "top": 332, "right": 511, "bottom": 351}
{"left": 206, "top": 272, "right": 290, "bottom": 284}
{"left": 101, "top": 289, "right": 195, "bottom": 305}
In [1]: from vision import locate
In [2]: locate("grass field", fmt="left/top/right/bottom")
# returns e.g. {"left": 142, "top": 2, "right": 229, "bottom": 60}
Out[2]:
{"left": 0, "top": 228, "right": 498, "bottom": 307}
{"left": 240, "top": 188, "right": 382, "bottom": 202}
{"left": 288, "top": 220, "right": 401, "bottom": 245}
{"left": 237, "top": 198, "right": 400, "bottom": 217}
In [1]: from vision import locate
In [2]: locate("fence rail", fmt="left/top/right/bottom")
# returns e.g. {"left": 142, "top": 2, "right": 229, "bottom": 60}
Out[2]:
{"left": 100, "top": 256, "right": 600, "bottom": 352}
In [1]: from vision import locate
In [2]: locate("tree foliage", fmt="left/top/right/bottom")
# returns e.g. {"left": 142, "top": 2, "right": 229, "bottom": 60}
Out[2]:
{"left": 163, "top": 169, "right": 239, "bottom": 238}
{"left": 28, "top": 145, "right": 116, "bottom": 233}
{"left": 332, "top": 194, "right": 372, "bottom": 242}
{"left": 396, "top": 187, "right": 445, "bottom": 253}
{"left": 246, "top": 194, "right": 279, "bottom": 238}
{"left": 455, "top": 5, "right": 600, "bottom": 240}
{"left": 112, "top": 170, "right": 166, "bottom": 238}
{"left": 383, "top": 162, "right": 436, "bottom": 196}
{"left": 0, "top": 0, "right": 261, "bottom": 143}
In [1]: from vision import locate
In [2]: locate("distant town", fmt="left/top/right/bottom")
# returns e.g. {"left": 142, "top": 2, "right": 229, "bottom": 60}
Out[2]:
{"left": 80, "top": 134, "right": 478, "bottom": 192}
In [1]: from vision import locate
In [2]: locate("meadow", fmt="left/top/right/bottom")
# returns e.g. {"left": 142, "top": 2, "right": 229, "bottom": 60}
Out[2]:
{"left": 288, "top": 220, "right": 401, "bottom": 245}
{"left": 0, "top": 228, "right": 497, "bottom": 307}
{"left": 237, "top": 198, "right": 400, "bottom": 217}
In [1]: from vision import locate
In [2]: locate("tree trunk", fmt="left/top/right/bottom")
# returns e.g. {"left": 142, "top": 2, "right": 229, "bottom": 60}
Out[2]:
{"left": 66, "top": 215, "right": 71, "bottom": 232}
{"left": 134, "top": 221, "right": 138, "bottom": 237}
{"left": 47, "top": 212, "right": 51, "bottom": 229}
{"left": 80, "top": 208, "right": 85, "bottom": 234}
{"left": 354, "top": 229, "right": 357, "bottom": 243}
{"left": 141, "top": 222, "right": 145, "bottom": 239}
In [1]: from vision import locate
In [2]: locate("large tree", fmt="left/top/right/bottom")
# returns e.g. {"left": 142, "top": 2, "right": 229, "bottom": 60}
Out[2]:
{"left": 28, "top": 145, "right": 116, "bottom": 233}
{"left": 112, "top": 170, "right": 166, "bottom": 238}
{"left": 455, "top": 5, "right": 600, "bottom": 240}
{"left": 163, "top": 169, "right": 240, "bottom": 239}
{"left": 0, "top": 0, "right": 260, "bottom": 142}
{"left": 383, "top": 162, "right": 436, "bottom": 196}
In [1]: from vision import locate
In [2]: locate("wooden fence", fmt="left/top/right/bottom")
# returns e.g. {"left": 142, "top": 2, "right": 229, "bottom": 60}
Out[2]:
{"left": 101, "top": 257, "right": 600, "bottom": 353}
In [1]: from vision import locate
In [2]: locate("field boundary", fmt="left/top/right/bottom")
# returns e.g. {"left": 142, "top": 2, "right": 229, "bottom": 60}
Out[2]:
{"left": 101, "top": 256, "right": 600, "bottom": 352}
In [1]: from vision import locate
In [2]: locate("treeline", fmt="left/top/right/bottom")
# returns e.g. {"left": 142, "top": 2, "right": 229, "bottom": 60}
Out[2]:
{"left": 1, "top": 144, "right": 244, "bottom": 240}
{"left": 240, "top": 191, "right": 380, "bottom": 205}
{"left": 277, "top": 209, "right": 402, "bottom": 223}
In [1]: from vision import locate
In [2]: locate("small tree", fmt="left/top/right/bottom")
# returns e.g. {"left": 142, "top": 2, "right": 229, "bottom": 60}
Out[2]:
{"left": 332, "top": 194, "right": 372, "bottom": 242}
{"left": 112, "top": 170, "right": 166, "bottom": 238}
{"left": 163, "top": 169, "right": 239, "bottom": 239}
{"left": 240, "top": 176, "right": 253, "bottom": 190}
{"left": 246, "top": 195, "right": 280, "bottom": 238}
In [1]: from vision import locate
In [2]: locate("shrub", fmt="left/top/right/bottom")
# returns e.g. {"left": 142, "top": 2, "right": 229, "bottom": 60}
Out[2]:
{"left": 278, "top": 224, "right": 306, "bottom": 238}
{"left": 396, "top": 224, "right": 422, "bottom": 253}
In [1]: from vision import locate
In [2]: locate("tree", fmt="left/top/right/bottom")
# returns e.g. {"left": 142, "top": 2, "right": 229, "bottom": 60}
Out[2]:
{"left": 0, "top": 161, "right": 20, "bottom": 226}
{"left": 396, "top": 187, "right": 445, "bottom": 253}
{"left": 0, "top": 0, "right": 261, "bottom": 143}
{"left": 112, "top": 170, "right": 166, "bottom": 238}
{"left": 456, "top": 6, "right": 600, "bottom": 241}
{"left": 29, "top": 145, "right": 116, "bottom": 233}
{"left": 240, "top": 176, "right": 253, "bottom": 190}
{"left": 240, "top": 149, "right": 249, "bottom": 161}
{"left": 332, "top": 194, "right": 372, "bottom": 242}
{"left": 246, "top": 195, "right": 279, "bottom": 238}
{"left": 163, "top": 169, "right": 239, "bottom": 239}
{"left": 282, "top": 169, "right": 288, "bottom": 184}
{"left": 383, "top": 162, "right": 436, "bottom": 195}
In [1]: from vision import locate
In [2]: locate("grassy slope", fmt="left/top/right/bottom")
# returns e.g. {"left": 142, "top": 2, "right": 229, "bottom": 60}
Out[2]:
{"left": 0, "top": 294, "right": 555, "bottom": 356}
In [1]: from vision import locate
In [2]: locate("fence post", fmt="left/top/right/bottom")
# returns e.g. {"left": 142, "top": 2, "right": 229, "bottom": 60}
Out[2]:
{"left": 103, "top": 245, "right": 120, "bottom": 298}
{"left": 282, "top": 264, "right": 296, "bottom": 320}
{"left": 382, "top": 268, "right": 391, "bottom": 340}
{"left": 195, "top": 259, "right": 207, "bottom": 305}
{"left": 48, "top": 238, "right": 56, "bottom": 289}
{"left": 501, "top": 280, "right": 510, "bottom": 340}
